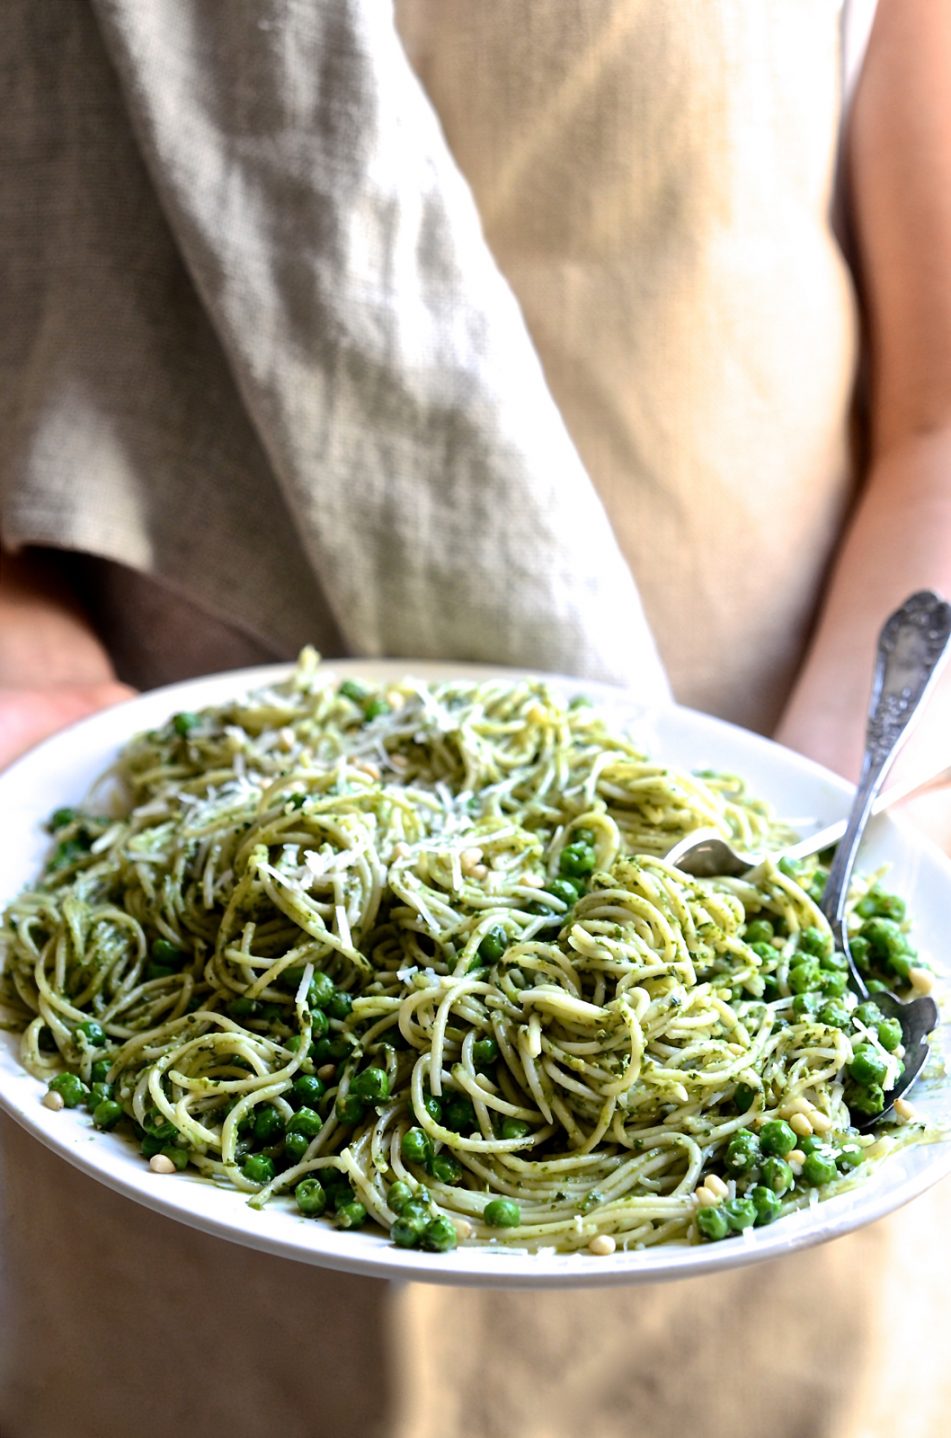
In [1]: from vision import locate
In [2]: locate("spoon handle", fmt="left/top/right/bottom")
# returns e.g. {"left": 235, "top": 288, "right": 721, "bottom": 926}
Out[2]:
{"left": 820, "top": 591, "right": 951, "bottom": 940}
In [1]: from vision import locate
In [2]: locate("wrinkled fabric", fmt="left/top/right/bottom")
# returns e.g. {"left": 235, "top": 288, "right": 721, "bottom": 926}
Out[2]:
{"left": 0, "top": 0, "right": 668, "bottom": 697}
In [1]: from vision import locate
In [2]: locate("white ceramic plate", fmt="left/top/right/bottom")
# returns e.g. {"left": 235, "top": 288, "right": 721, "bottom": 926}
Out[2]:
{"left": 2, "top": 660, "right": 950, "bottom": 1288}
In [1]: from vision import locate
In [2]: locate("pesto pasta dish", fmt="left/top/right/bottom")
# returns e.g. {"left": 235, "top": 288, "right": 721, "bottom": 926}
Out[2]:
{"left": 0, "top": 654, "right": 935, "bottom": 1258}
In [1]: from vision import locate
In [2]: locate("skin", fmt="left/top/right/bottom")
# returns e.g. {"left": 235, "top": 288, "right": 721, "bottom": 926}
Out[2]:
{"left": 0, "top": 549, "right": 133, "bottom": 770}
{"left": 2, "top": 0, "right": 951, "bottom": 808}
{"left": 775, "top": 0, "right": 951, "bottom": 805}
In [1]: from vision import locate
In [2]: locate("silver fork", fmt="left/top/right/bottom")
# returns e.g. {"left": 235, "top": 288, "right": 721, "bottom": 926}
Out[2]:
{"left": 670, "top": 591, "right": 951, "bottom": 1123}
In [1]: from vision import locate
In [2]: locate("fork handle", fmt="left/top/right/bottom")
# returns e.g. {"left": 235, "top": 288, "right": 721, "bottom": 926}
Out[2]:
{"left": 819, "top": 591, "right": 951, "bottom": 944}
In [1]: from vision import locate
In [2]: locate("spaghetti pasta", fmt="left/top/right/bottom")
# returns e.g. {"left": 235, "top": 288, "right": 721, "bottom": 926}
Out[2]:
{"left": 0, "top": 655, "right": 927, "bottom": 1254}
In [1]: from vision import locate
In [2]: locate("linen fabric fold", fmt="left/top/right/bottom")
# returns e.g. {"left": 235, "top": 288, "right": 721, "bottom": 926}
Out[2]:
{"left": 0, "top": 0, "right": 669, "bottom": 697}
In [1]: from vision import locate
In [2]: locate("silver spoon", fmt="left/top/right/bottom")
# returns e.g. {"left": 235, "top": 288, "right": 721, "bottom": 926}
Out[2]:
{"left": 816, "top": 591, "right": 951, "bottom": 1123}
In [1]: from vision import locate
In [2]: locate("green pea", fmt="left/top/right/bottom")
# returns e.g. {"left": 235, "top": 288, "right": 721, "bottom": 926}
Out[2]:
{"left": 308, "top": 1009, "right": 330, "bottom": 1041}
{"left": 335, "top": 1094, "right": 365, "bottom": 1125}
{"left": 760, "top": 1156, "right": 794, "bottom": 1196}
{"left": 876, "top": 1017, "right": 903, "bottom": 1053}
{"left": 339, "top": 679, "right": 369, "bottom": 703}
{"left": 855, "top": 887, "right": 906, "bottom": 922}
{"left": 778, "top": 856, "right": 801, "bottom": 878}
{"left": 398, "top": 1198, "right": 432, "bottom": 1230}
{"left": 749, "top": 942, "right": 777, "bottom": 963}
{"left": 336, "top": 1201, "right": 367, "bottom": 1229}
{"left": 848, "top": 935, "right": 872, "bottom": 971}
{"left": 92, "top": 1099, "right": 123, "bottom": 1130}
{"left": 421, "top": 1216, "right": 459, "bottom": 1252}
{"left": 743, "top": 919, "right": 775, "bottom": 946}
{"left": 401, "top": 1127, "right": 434, "bottom": 1166}
{"left": 819, "top": 947, "right": 848, "bottom": 973}
{"left": 88, "top": 1081, "right": 115, "bottom": 1109}
{"left": 802, "top": 1151, "right": 838, "bottom": 1186}
{"left": 242, "top": 1153, "right": 275, "bottom": 1185}
{"left": 568, "top": 694, "right": 592, "bottom": 709}
{"left": 759, "top": 1119, "right": 797, "bottom": 1157}
{"left": 311, "top": 1036, "right": 351, "bottom": 1066}
{"left": 429, "top": 1152, "right": 463, "bottom": 1184}
{"left": 48, "top": 1073, "right": 89, "bottom": 1109}
{"left": 548, "top": 877, "right": 584, "bottom": 907}
{"left": 500, "top": 1118, "right": 531, "bottom": 1141}
{"left": 696, "top": 1205, "right": 730, "bottom": 1241}
{"left": 723, "top": 1197, "right": 758, "bottom": 1232}
{"left": 797, "top": 926, "right": 831, "bottom": 959}
{"left": 724, "top": 1129, "right": 761, "bottom": 1173}
{"left": 349, "top": 1067, "right": 390, "bottom": 1102}
{"left": 291, "top": 1074, "right": 326, "bottom": 1107}
{"left": 788, "top": 960, "right": 822, "bottom": 994}
{"left": 849, "top": 1044, "right": 888, "bottom": 1088}
{"left": 295, "top": 1178, "right": 327, "bottom": 1215}
{"left": 733, "top": 1082, "right": 756, "bottom": 1113}
{"left": 558, "top": 842, "right": 596, "bottom": 878}
{"left": 484, "top": 1198, "right": 521, "bottom": 1228}
{"left": 283, "top": 1131, "right": 310, "bottom": 1163}
{"left": 473, "top": 1037, "right": 499, "bottom": 1069}
{"left": 287, "top": 1106, "right": 323, "bottom": 1137}
{"left": 152, "top": 939, "right": 188, "bottom": 967}
{"left": 478, "top": 926, "right": 509, "bottom": 964}
{"left": 421, "top": 1093, "right": 443, "bottom": 1123}
{"left": 820, "top": 972, "right": 848, "bottom": 998}
{"left": 444, "top": 1096, "right": 477, "bottom": 1133}
{"left": 162, "top": 1146, "right": 190, "bottom": 1171}
{"left": 172, "top": 711, "right": 200, "bottom": 736}
{"left": 326, "top": 990, "right": 353, "bottom": 1021}
{"left": 860, "top": 917, "right": 913, "bottom": 966}
{"left": 836, "top": 1141, "right": 864, "bottom": 1171}
{"left": 391, "top": 1218, "right": 423, "bottom": 1248}
{"left": 227, "top": 996, "right": 260, "bottom": 1021}
{"left": 308, "top": 972, "right": 336, "bottom": 1009}
{"left": 76, "top": 1020, "right": 107, "bottom": 1047}
{"left": 853, "top": 1000, "right": 884, "bottom": 1028}
{"left": 818, "top": 1002, "right": 850, "bottom": 1029}
{"left": 792, "top": 990, "right": 824, "bottom": 1017}
{"left": 90, "top": 1059, "right": 112, "bottom": 1084}
{"left": 388, "top": 1180, "right": 415, "bottom": 1214}
{"left": 362, "top": 698, "right": 390, "bottom": 722}
{"left": 849, "top": 1081, "right": 885, "bottom": 1117}
{"left": 747, "top": 1184, "right": 781, "bottom": 1226}
{"left": 253, "top": 1105, "right": 285, "bottom": 1142}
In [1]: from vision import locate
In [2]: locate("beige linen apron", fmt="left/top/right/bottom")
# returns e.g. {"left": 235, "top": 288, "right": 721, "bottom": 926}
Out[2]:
{"left": 2, "top": 5, "right": 948, "bottom": 1438}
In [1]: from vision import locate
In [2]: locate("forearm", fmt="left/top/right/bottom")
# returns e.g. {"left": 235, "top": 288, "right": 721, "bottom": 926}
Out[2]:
{"left": 775, "top": 429, "right": 951, "bottom": 780}
{"left": 0, "top": 547, "right": 133, "bottom": 769}
{"left": 0, "top": 547, "right": 118, "bottom": 686}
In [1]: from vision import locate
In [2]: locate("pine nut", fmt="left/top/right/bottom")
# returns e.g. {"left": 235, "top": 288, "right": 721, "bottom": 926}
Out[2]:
{"left": 910, "top": 967, "right": 935, "bottom": 996}
{"left": 894, "top": 1097, "right": 916, "bottom": 1122}
{"left": 42, "top": 1090, "right": 65, "bottom": 1112}
{"left": 452, "top": 1217, "right": 474, "bottom": 1242}
{"left": 460, "top": 847, "right": 484, "bottom": 874}
{"left": 588, "top": 1234, "right": 616, "bottom": 1256}
{"left": 704, "top": 1173, "right": 729, "bottom": 1199}
{"left": 789, "top": 1112, "right": 813, "bottom": 1137}
{"left": 149, "top": 1154, "right": 176, "bottom": 1174}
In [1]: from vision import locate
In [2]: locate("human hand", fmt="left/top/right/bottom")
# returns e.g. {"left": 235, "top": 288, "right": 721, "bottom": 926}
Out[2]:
{"left": 0, "top": 682, "right": 136, "bottom": 773}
